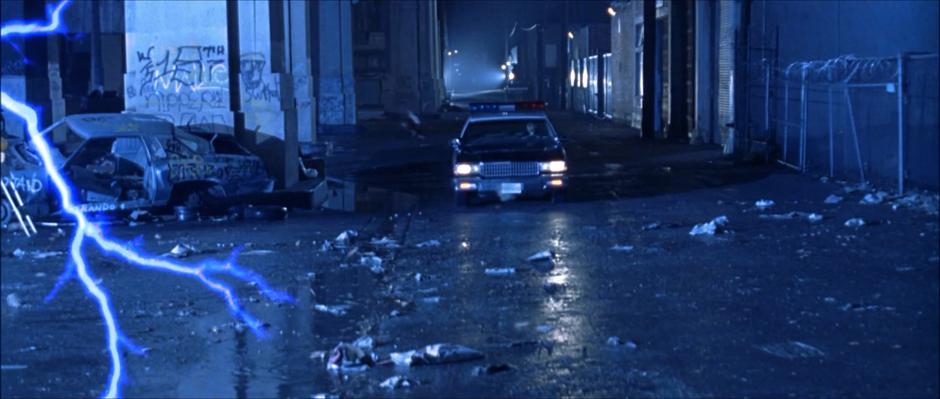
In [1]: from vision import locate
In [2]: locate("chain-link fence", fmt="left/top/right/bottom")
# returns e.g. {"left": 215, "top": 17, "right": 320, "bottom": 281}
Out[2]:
{"left": 749, "top": 53, "right": 938, "bottom": 193}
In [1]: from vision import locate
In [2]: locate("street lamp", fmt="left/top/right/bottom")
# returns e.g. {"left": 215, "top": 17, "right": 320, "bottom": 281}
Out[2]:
{"left": 607, "top": 6, "right": 616, "bottom": 17}
{"left": 567, "top": 31, "right": 574, "bottom": 40}
{"left": 508, "top": 71, "right": 516, "bottom": 81}
{"left": 500, "top": 64, "right": 507, "bottom": 71}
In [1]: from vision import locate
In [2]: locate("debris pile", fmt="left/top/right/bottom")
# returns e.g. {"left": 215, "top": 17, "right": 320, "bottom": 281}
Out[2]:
{"left": 755, "top": 199, "right": 775, "bottom": 210}
{"left": 843, "top": 218, "right": 865, "bottom": 227}
{"left": 327, "top": 338, "right": 377, "bottom": 372}
{"left": 689, "top": 216, "right": 729, "bottom": 236}
{"left": 389, "top": 343, "right": 484, "bottom": 367}
{"left": 758, "top": 211, "right": 823, "bottom": 223}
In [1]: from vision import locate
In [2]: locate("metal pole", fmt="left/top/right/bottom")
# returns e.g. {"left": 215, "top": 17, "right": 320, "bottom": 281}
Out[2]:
{"left": 764, "top": 60, "right": 770, "bottom": 132}
{"left": 896, "top": 54, "right": 904, "bottom": 194}
{"left": 800, "top": 78, "right": 806, "bottom": 171}
{"left": 844, "top": 89, "right": 865, "bottom": 183}
{"left": 783, "top": 78, "right": 789, "bottom": 161}
{"left": 828, "top": 87, "right": 833, "bottom": 177}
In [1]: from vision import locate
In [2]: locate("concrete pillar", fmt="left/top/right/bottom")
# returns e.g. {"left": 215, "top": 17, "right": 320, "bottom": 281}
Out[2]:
{"left": 385, "top": 0, "right": 443, "bottom": 116}
{"left": 0, "top": 0, "right": 28, "bottom": 137}
{"left": 316, "top": 0, "right": 356, "bottom": 127}
{"left": 641, "top": 0, "right": 656, "bottom": 139}
{"left": 693, "top": 0, "right": 717, "bottom": 144}
{"left": 124, "top": 0, "right": 234, "bottom": 126}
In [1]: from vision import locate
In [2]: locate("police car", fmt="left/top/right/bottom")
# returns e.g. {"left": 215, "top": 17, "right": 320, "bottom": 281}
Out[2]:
{"left": 451, "top": 101, "right": 568, "bottom": 205}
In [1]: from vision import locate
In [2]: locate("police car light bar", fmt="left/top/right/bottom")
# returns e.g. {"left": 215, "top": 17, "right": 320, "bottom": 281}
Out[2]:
{"left": 468, "top": 101, "right": 546, "bottom": 113}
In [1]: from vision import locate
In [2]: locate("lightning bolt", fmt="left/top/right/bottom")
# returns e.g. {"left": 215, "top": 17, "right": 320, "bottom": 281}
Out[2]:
{"left": 1, "top": 2, "right": 292, "bottom": 398}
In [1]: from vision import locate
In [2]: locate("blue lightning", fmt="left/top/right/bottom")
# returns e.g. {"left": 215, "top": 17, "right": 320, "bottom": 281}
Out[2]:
{"left": 1, "top": 2, "right": 292, "bottom": 398}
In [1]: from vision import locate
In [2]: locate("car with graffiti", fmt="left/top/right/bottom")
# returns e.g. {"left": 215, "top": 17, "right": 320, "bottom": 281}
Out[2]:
{"left": 1, "top": 113, "right": 274, "bottom": 225}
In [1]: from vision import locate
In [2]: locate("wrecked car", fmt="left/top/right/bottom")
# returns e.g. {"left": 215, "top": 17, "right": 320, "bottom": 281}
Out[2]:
{"left": 1, "top": 113, "right": 273, "bottom": 224}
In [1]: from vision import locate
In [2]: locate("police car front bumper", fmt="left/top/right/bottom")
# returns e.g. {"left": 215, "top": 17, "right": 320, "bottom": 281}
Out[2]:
{"left": 453, "top": 174, "right": 566, "bottom": 197}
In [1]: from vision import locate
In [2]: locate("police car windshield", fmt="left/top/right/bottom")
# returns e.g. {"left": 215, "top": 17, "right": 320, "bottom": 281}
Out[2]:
{"left": 462, "top": 119, "right": 552, "bottom": 145}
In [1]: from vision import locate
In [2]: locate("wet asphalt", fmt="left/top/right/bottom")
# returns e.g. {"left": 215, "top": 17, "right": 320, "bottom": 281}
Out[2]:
{"left": 2, "top": 111, "right": 938, "bottom": 398}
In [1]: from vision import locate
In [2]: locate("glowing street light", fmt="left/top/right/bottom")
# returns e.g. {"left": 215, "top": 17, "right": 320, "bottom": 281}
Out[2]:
{"left": 447, "top": 50, "right": 453, "bottom": 56}
{"left": 508, "top": 71, "right": 516, "bottom": 81}
{"left": 607, "top": 6, "right": 616, "bottom": 17}
{"left": 567, "top": 31, "right": 574, "bottom": 40}
{"left": 500, "top": 64, "right": 507, "bottom": 71}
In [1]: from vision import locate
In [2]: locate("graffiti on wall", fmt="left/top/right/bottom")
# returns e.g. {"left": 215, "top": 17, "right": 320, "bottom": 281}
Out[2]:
{"left": 240, "top": 52, "right": 280, "bottom": 104}
{"left": 126, "top": 44, "right": 232, "bottom": 126}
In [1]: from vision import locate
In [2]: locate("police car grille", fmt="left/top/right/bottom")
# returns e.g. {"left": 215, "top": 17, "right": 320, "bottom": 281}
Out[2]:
{"left": 480, "top": 162, "right": 539, "bottom": 177}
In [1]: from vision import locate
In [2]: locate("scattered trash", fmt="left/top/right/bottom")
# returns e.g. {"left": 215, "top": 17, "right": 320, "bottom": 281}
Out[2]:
{"left": 757, "top": 341, "right": 825, "bottom": 359}
{"left": 166, "top": 243, "right": 198, "bottom": 258}
{"left": 414, "top": 272, "right": 423, "bottom": 283}
{"left": 240, "top": 249, "right": 275, "bottom": 256}
{"left": 31, "top": 251, "right": 64, "bottom": 259}
{"left": 641, "top": 222, "right": 662, "bottom": 231}
{"left": 370, "top": 237, "right": 401, "bottom": 249}
{"left": 484, "top": 268, "right": 516, "bottom": 276}
{"left": 526, "top": 250, "right": 554, "bottom": 262}
{"left": 755, "top": 199, "right": 775, "bottom": 210}
{"left": 360, "top": 254, "right": 383, "bottom": 269}
{"left": 415, "top": 239, "right": 441, "bottom": 248}
{"left": 129, "top": 209, "right": 149, "bottom": 221}
{"left": 844, "top": 218, "right": 866, "bottom": 227}
{"left": 6, "top": 293, "right": 22, "bottom": 308}
{"left": 689, "top": 216, "right": 729, "bottom": 236}
{"left": 610, "top": 244, "right": 634, "bottom": 252}
{"left": 334, "top": 230, "right": 358, "bottom": 248}
{"left": 327, "top": 341, "right": 377, "bottom": 372}
{"left": 536, "top": 324, "right": 554, "bottom": 334}
{"left": 758, "top": 211, "right": 823, "bottom": 223}
{"left": 824, "top": 194, "right": 844, "bottom": 204}
{"left": 890, "top": 192, "right": 940, "bottom": 214}
{"left": 606, "top": 336, "right": 638, "bottom": 349}
{"left": 314, "top": 304, "right": 351, "bottom": 316}
{"left": 422, "top": 296, "right": 441, "bottom": 304}
{"left": 309, "top": 350, "right": 328, "bottom": 362}
{"left": 389, "top": 343, "right": 484, "bottom": 367}
{"left": 380, "top": 376, "right": 418, "bottom": 390}
{"left": 842, "top": 182, "right": 869, "bottom": 193}
{"left": 0, "top": 365, "right": 28, "bottom": 371}
{"left": 12, "top": 248, "right": 26, "bottom": 258}
{"left": 840, "top": 303, "right": 896, "bottom": 312}
{"left": 860, "top": 191, "right": 889, "bottom": 205}
{"left": 472, "top": 363, "right": 513, "bottom": 376}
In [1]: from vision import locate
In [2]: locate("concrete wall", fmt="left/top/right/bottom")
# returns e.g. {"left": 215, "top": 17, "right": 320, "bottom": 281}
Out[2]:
{"left": 124, "top": 0, "right": 233, "bottom": 127}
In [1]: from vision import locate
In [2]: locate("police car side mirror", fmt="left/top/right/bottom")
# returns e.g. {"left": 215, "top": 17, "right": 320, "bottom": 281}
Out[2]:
{"left": 450, "top": 138, "right": 460, "bottom": 149}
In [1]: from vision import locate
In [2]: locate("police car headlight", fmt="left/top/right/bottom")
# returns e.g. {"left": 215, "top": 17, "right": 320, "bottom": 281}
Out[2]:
{"left": 541, "top": 160, "right": 567, "bottom": 173}
{"left": 454, "top": 163, "right": 477, "bottom": 176}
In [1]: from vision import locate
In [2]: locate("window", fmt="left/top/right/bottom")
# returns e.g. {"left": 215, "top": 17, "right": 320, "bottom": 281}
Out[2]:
{"left": 581, "top": 58, "right": 588, "bottom": 88}
{"left": 462, "top": 119, "right": 553, "bottom": 145}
